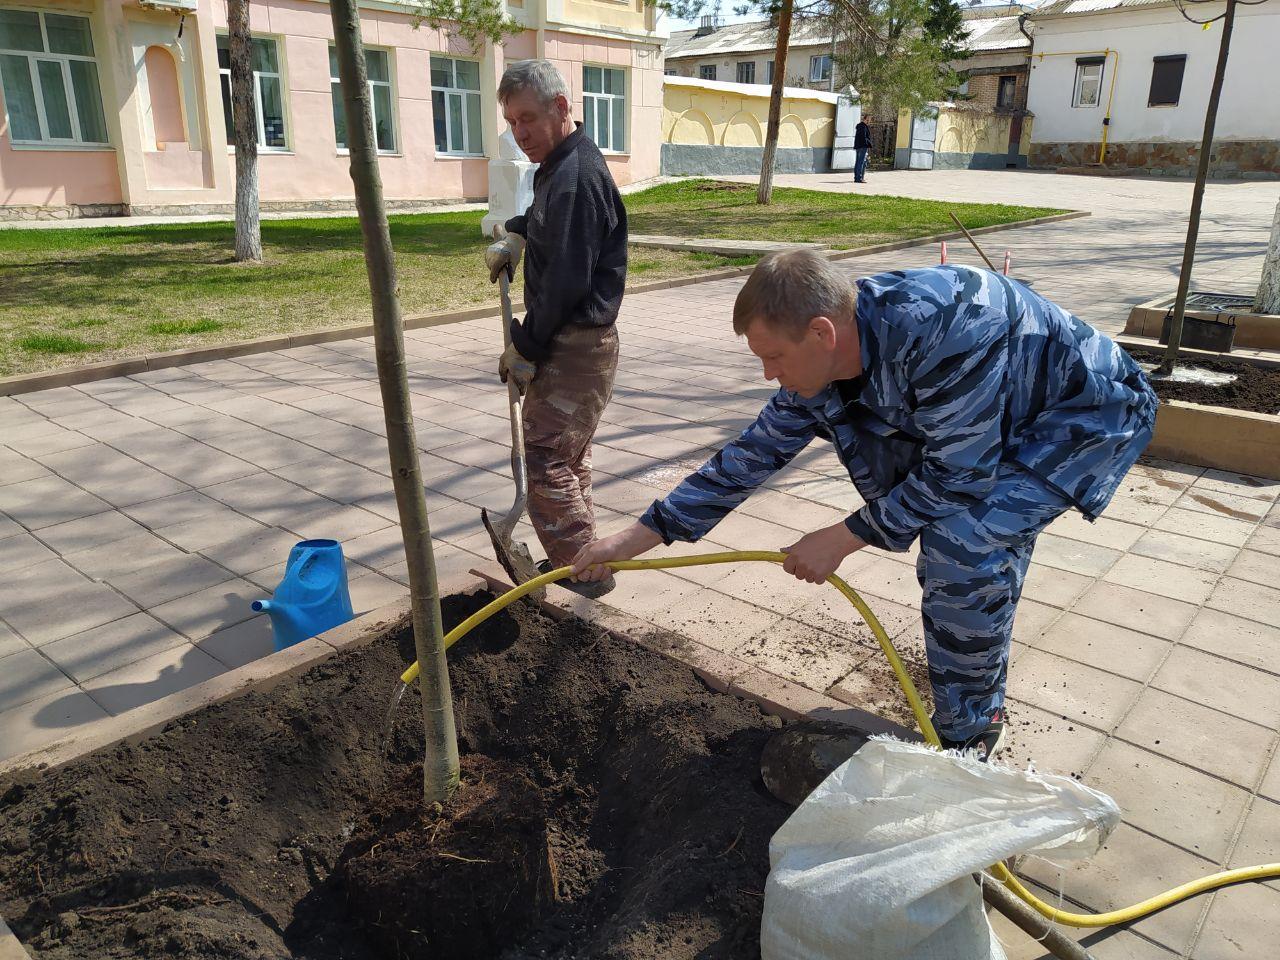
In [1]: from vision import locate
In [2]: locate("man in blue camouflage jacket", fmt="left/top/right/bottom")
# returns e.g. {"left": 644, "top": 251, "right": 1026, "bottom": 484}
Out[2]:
{"left": 572, "top": 250, "right": 1157, "bottom": 758}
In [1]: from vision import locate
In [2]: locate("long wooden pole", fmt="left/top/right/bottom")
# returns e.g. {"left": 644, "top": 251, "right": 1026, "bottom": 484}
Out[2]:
{"left": 1157, "top": 0, "right": 1237, "bottom": 376}
{"left": 329, "top": 0, "right": 459, "bottom": 804}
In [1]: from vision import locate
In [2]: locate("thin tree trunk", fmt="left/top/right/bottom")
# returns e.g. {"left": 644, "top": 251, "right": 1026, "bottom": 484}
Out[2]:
{"left": 1156, "top": 0, "right": 1236, "bottom": 375}
{"left": 758, "top": 0, "right": 794, "bottom": 206}
{"left": 1255, "top": 198, "right": 1280, "bottom": 315}
{"left": 227, "top": 0, "right": 262, "bottom": 263}
{"left": 329, "top": 0, "right": 459, "bottom": 804}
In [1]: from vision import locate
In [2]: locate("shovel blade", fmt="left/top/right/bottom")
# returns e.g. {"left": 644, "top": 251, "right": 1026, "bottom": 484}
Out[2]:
{"left": 481, "top": 507, "right": 545, "bottom": 599}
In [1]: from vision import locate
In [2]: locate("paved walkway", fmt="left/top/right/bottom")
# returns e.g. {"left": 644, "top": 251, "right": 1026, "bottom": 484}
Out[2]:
{"left": 732, "top": 168, "right": 1280, "bottom": 336}
{"left": 2, "top": 170, "right": 1279, "bottom": 959}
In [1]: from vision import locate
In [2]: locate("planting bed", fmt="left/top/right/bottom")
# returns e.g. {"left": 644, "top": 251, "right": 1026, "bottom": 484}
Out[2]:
{"left": 1128, "top": 347, "right": 1280, "bottom": 414}
{"left": 0, "top": 591, "right": 791, "bottom": 959}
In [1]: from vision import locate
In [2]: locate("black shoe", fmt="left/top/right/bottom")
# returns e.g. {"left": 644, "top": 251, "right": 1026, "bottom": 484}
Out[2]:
{"left": 537, "top": 559, "right": 616, "bottom": 599}
{"left": 939, "top": 708, "right": 1007, "bottom": 763}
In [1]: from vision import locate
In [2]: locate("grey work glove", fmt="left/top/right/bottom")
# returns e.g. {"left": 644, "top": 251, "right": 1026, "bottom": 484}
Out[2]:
{"left": 485, "top": 230, "right": 525, "bottom": 283}
{"left": 498, "top": 342, "right": 537, "bottom": 395}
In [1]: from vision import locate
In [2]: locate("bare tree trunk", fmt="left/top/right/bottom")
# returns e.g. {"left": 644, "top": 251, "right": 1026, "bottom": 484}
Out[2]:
{"left": 1255, "top": 198, "right": 1280, "bottom": 315}
{"left": 757, "top": 0, "right": 794, "bottom": 206}
{"left": 330, "top": 0, "right": 459, "bottom": 804}
{"left": 1156, "top": 0, "right": 1236, "bottom": 375}
{"left": 227, "top": 0, "right": 262, "bottom": 262}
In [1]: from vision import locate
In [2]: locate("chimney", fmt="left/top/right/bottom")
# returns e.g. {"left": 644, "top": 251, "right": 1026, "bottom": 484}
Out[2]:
{"left": 696, "top": 14, "right": 719, "bottom": 36}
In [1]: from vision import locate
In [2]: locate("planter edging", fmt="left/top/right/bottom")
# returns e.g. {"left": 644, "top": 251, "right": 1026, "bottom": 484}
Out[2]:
{"left": 1148, "top": 399, "right": 1280, "bottom": 481}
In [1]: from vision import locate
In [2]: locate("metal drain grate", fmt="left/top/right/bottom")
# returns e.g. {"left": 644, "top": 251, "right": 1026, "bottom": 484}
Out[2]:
{"left": 1184, "top": 291, "right": 1256, "bottom": 312}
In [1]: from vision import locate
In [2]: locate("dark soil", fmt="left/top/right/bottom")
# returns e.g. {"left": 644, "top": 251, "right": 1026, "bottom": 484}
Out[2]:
{"left": 1128, "top": 347, "right": 1280, "bottom": 414}
{"left": 0, "top": 592, "right": 789, "bottom": 959}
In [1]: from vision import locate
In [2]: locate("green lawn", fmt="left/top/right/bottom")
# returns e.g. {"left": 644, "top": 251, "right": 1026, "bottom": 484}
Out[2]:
{"left": 0, "top": 180, "right": 1064, "bottom": 378}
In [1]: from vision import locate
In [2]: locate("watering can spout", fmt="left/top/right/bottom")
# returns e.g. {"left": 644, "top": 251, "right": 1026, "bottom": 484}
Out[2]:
{"left": 251, "top": 599, "right": 311, "bottom": 641}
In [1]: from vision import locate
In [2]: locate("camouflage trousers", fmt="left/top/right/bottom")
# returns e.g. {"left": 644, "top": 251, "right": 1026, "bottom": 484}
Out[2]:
{"left": 915, "top": 463, "right": 1074, "bottom": 741}
{"left": 522, "top": 324, "right": 619, "bottom": 567}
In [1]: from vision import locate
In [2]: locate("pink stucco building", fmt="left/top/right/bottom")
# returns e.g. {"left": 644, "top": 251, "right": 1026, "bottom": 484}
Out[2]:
{"left": 0, "top": 0, "right": 666, "bottom": 219}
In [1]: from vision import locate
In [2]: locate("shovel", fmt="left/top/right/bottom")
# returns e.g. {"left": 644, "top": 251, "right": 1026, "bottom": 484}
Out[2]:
{"left": 481, "top": 267, "right": 545, "bottom": 598}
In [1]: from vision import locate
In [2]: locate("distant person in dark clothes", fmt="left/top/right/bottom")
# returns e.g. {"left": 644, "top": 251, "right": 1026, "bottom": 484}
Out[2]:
{"left": 854, "top": 119, "right": 871, "bottom": 183}
{"left": 483, "top": 59, "right": 627, "bottom": 598}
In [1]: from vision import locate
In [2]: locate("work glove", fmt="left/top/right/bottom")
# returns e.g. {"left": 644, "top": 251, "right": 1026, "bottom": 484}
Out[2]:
{"left": 485, "top": 229, "right": 525, "bottom": 283}
{"left": 498, "top": 342, "right": 537, "bottom": 395}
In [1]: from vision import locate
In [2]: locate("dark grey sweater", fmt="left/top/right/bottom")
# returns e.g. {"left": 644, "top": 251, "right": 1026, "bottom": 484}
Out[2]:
{"left": 504, "top": 124, "right": 627, "bottom": 361}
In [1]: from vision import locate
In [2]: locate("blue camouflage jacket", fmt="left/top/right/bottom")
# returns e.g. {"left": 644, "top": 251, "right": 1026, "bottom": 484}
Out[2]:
{"left": 640, "top": 266, "right": 1158, "bottom": 553}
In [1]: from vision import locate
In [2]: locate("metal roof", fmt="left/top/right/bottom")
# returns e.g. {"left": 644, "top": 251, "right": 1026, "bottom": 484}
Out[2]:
{"left": 665, "top": 19, "right": 832, "bottom": 60}
{"left": 665, "top": 11, "right": 1030, "bottom": 60}
{"left": 962, "top": 14, "right": 1031, "bottom": 51}
{"left": 1031, "top": 0, "right": 1175, "bottom": 18}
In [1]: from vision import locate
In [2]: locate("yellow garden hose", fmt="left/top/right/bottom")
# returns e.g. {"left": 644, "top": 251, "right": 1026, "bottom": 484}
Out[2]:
{"left": 399, "top": 551, "right": 1280, "bottom": 929}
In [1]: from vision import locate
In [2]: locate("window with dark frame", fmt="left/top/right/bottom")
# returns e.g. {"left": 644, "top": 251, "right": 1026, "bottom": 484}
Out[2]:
{"left": 1148, "top": 54, "right": 1186, "bottom": 107}
{"left": 699, "top": 63, "right": 716, "bottom": 81}
{"left": 736, "top": 61, "right": 754, "bottom": 84}
{"left": 996, "top": 74, "right": 1017, "bottom": 109}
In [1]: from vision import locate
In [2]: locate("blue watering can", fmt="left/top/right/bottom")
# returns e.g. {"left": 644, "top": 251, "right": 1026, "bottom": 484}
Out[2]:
{"left": 252, "top": 539, "right": 355, "bottom": 650}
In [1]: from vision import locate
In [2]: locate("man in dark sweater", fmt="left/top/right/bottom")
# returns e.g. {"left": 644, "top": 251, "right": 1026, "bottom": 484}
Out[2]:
{"left": 484, "top": 59, "right": 627, "bottom": 597}
{"left": 854, "top": 119, "right": 871, "bottom": 184}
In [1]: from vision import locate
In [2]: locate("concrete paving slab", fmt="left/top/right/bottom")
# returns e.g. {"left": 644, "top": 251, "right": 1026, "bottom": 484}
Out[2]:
{"left": 1007, "top": 649, "right": 1142, "bottom": 732}
{"left": 82, "top": 643, "right": 227, "bottom": 715}
{"left": 0, "top": 475, "right": 111, "bottom": 530}
{"left": 0, "top": 687, "right": 110, "bottom": 763}
{"left": 148, "top": 578, "right": 262, "bottom": 639}
{"left": 195, "top": 615, "right": 277, "bottom": 669}
{"left": 39, "top": 613, "right": 190, "bottom": 684}
{"left": 0, "top": 534, "right": 55, "bottom": 574}
{"left": 0, "top": 648, "right": 74, "bottom": 712}
{"left": 1033, "top": 613, "right": 1172, "bottom": 683}
{"left": 1116, "top": 688, "right": 1272, "bottom": 788}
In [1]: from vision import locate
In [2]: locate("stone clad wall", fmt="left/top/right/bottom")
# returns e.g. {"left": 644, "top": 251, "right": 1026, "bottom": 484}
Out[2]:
{"left": 1030, "top": 140, "right": 1280, "bottom": 179}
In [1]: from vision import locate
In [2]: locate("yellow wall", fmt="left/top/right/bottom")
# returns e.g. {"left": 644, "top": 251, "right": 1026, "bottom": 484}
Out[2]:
{"left": 663, "top": 84, "right": 835, "bottom": 149}
{"left": 897, "top": 105, "right": 1035, "bottom": 158}
{"left": 559, "top": 0, "right": 649, "bottom": 35}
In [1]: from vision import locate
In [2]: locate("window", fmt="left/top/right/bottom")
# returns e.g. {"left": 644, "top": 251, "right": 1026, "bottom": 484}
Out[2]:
{"left": 329, "top": 46, "right": 395, "bottom": 152}
{"left": 996, "top": 74, "right": 1017, "bottom": 109}
{"left": 583, "top": 65, "right": 625, "bottom": 153}
{"left": 736, "top": 61, "right": 754, "bottom": 84}
{"left": 809, "top": 54, "right": 831, "bottom": 84}
{"left": 1148, "top": 54, "right": 1186, "bottom": 107}
{"left": 431, "top": 55, "right": 482, "bottom": 156}
{"left": 217, "top": 35, "right": 287, "bottom": 149}
{"left": 664, "top": 68, "right": 677, "bottom": 77}
{"left": 1072, "top": 57, "right": 1104, "bottom": 108}
{"left": 766, "top": 60, "right": 774, "bottom": 84}
{"left": 0, "top": 9, "right": 108, "bottom": 145}
{"left": 699, "top": 63, "right": 716, "bottom": 81}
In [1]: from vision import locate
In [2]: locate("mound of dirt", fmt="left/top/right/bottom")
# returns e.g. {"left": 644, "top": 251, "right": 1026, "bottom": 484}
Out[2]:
{"left": 0, "top": 592, "right": 790, "bottom": 960}
{"left": 1128, "top": 347, "right": 1280, "bottom": 414}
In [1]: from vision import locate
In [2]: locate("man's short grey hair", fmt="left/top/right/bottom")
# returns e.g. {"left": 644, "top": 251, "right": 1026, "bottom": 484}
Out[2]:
{"left": 498, "top": 59, "right": 570, "bottom": 106}
{"left": 733, "top": 249, "right": 857, "bottom": 339}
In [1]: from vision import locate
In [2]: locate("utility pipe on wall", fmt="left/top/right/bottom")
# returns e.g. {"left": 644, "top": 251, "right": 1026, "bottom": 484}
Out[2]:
{"left": 1032, "top": 48, "right": 1119, "bottom": 164}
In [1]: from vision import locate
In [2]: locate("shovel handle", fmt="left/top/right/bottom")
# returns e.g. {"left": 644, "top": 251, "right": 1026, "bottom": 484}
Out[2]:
{"left": 496, "top": 264, "right": 529, "bottom": 520}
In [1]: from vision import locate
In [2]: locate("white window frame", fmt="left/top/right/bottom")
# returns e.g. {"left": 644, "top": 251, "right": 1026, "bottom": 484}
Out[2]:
{"left": 217, "top": 33, "right": 290, "bottom": 151}
{"left": 809, "top": 54, "right": 832, "bottom": 84}
{"left": 0, "top": 9, "right": 109, "bottom": 147}
{"left": 1072, "top": 60, "right": 1103, "bottom": 109}
{"left": 736, "top": 60, "right": 755, "bottom": 84}
{"left": 431, "top": 55, "right": 483, "bottom": 158}
{"left": 329, "top": 45, "right": 396, "bottom": 154}
{"left": 583, "top": 64, "right": 626, "bottom": 154}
